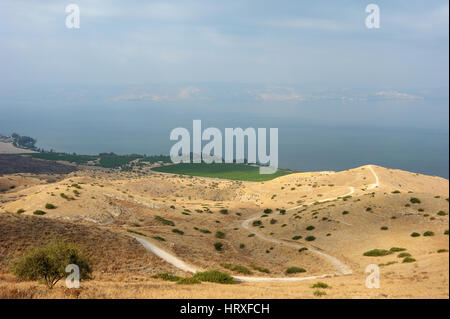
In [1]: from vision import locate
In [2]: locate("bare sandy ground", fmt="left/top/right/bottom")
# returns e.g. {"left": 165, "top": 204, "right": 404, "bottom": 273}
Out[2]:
{"left": 0, "top": 142, "right": 36, "bottom": 154}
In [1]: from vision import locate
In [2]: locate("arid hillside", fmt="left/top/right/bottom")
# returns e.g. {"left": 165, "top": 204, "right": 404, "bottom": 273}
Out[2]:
{"left": 0, "top": 165, "right": 448, "bottom": 298}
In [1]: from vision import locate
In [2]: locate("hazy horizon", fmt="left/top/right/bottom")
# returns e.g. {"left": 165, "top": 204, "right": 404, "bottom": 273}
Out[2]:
{"left": 1, "top": 1, "right": 448, "bottom": 177}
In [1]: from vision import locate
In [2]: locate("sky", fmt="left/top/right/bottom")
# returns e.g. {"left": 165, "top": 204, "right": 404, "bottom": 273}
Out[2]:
{"left": 0, "top": 1, "right": 449, "bottom": 175}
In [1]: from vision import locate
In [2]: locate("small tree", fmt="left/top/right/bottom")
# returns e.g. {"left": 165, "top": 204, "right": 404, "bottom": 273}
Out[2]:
{"left": 10, "top": 240, "right": 92, "bottom": 288}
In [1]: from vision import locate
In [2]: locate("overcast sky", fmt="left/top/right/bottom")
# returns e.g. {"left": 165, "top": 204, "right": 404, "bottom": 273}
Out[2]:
{"left": 0, "top": 0, "right": 448, "bottom": 132}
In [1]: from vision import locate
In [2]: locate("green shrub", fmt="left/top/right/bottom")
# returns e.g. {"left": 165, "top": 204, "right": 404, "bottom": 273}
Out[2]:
{"left": 380, "top": 226, "right": 388, "bottom": 230}
{"left": 252, "top": 220, "right": 262, "bottom": 227}
{"left": 127, "top": 229, "right": 147, "bottom": 236}
{"left": 392, "top": 190, "right": 401, "bottom": 194}
{"left": 155, "top": 216, "right": 175, "bottom": 226}
{"left": 437, "top": 211, "right": 448, "bottom": 216}
{"left": 270, "top": 219, "right": 277, "bottom": 225}
{"left": 152, "top": 273, "right": 181, "bottom": 282}
{"left": 292, "top": 235, "right": 302, "bottom": 240}
{"left": 390, "top": 247, "right": 406, "bottom": 252}
{"left": 33, "top": 210, "right": 46, "bottom": 215}
{"left": 363, "top": 249, "right": 391, "bottom": 257}
{"left": 402, "top": 257, "right": 416, "bottom": 263}
{"left": 152, "top": 236, "right": 166, "bottom": 241}
{"left": 215, "top": 231, "right": 226, "bottom": 239}
{"left": 311, "top": 282, "right": 330, "bottom": 289}
{"left": 306, "top": 225, "right": 315, "bottom": 231}
{"left": 313, "top": 290, "right": 327, "bottom": 297}
{"left": 176, "top": 277, "right": 201, "bottom": 285}
{"left": 410, "top": 197, "right": 421, "bottom": 204}
{"left": 445, "top": 230, "right": 449, "bottom": 235}
{"left": 342, "top": 211, "right": 349, "bottom": 215}
{"left": 10, "top": 240, "right": 92, "bottom": 288}
{"left": 193, "top": 270, "right": 235, "bottom": 284}
{"left": 249, "top": 264, "right": 270, "bottom": 273}
{"left": 286, "top": 267, "right": 306, "bottom": 274}
{"left": 172, "top": 229, "right": 184, "bottom": 235}
{"left": 214, "top": 242, "right": 223, "bottom": 251}
{"left": 219, "top": 209, "right": 229, "bottom": 215}
{"left": 239, "top": 244, "right": 245, "bottom": 249}
{"left": 410, "top": 232, "right": 420, "bottom": 237}
{"left": 45, "top": 203, "right": 56, "bottom": 209}
{"left": 397, "top": 252, "right": 411, "bottom": 258}
{"left": 16, "top": 209, "right": 25, "bottom": 214}
{"left": 305, "top": 236, "right": 316, "bottom": 241}
{"left": 423, "top": 231, "right": 435, "bottom": 237}
{"left": 437, "top": 249, "right": 448, "bottom": 253}
{"left": 220, "top": 263, "right": 252, "bottom": 275}
{"left": 298, "top": 247, "right": 308, "bottom": 253}
{"left": 263, "top": 209, "right": 273, "bottom": 214}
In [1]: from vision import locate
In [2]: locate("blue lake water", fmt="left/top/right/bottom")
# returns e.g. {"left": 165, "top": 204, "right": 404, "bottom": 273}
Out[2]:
{"left": 1, "top": 96, "right": 448, "bottom": 178}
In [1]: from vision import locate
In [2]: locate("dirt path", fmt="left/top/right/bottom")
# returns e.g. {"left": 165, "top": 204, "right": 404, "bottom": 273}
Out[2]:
{"left": 133, "top": 166, "right": 381, "bottom": 282}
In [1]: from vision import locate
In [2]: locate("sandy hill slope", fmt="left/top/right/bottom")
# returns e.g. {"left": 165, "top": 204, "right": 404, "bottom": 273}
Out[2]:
{"left": 0, "top": 142, "right": 36, "bottom": 154}
{"left": 0, "top": 165, "right": 448, "bottom": 298}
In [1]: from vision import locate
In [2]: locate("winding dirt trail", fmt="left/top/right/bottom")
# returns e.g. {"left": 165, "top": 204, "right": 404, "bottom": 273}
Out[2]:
{"left": 133, "top": 165, "right": 380, "bottom": 282}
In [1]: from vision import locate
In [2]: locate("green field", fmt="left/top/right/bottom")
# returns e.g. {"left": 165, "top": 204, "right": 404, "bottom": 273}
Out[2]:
{"left": 151, "top": 163, "right": 293, "bottom": 181}
{"left": 30, "top": 152, "right": 171, "bottom": 168}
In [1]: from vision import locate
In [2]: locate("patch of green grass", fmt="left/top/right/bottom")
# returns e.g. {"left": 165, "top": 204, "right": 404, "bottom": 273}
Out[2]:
{"left": 311, "top": 282, "right": 330, "bottom": 289}
{"left": 390, "top": 247, "right": 406, "bottom": 252}
{"left": 127, "top": 229, "right": 147, "bottom": 236}
{"left": 176, "top": 277, "right": 201, "bottom": 285}
{"left": 249, "top": 264, "right": 270, "bottom": 273}
{"left": 172, "top": 229, "right": 184, "bottom": 235}
{"left": 194, "top": 227, "right": 211, "bottom": 234}
{"left": 152, "top": 163, "right": 292, "bottom": 181}
{"left": 286, "top": 267, "right": 306, "bottom": 274}
{"left": 313, "top": 290, "right": 327, "bottom": 297}
{"left": 220, "top": 263, "right": 252, "bottom": 275}
{"left": 215, "top": 231, "right": 226, "bottom": 239}
{"left": 155, "top": 216, "right": 175, "bottom": 226}
{"left": 32, "top": 210, "right": 46, "bottom": 215}
{"left": 379, "top": 261, "right": 398, "bottom": 267}
{"left": 152, "top": 273, "right": 181, "bottom": 282}
{"left": 402, "top": 257, "right": 416, "bottom": 263}
{"left": 193, "top": 270, "right": 235, "bottom": 284}
{"left": 214, "top": 242, "right": 223, "bottom": 251}
{"left": 363, "top": 249, "right": 391, "bottom": 257}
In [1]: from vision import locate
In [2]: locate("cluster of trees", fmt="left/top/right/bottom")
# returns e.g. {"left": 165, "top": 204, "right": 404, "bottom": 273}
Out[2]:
{"left": 11, "top": 133, "right": 37, "bottom": 150}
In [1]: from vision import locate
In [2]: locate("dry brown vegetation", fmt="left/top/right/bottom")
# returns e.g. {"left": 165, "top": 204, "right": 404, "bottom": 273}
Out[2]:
{"left": 0, "top": 165, "right": 448, "bottom": 298}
